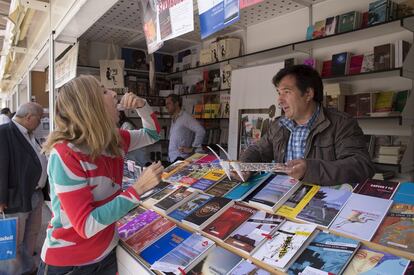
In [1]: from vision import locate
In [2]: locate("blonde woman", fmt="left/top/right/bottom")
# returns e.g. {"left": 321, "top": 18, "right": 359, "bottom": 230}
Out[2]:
{"left": 37, "top": 75, "right": 163, "bottom": 275}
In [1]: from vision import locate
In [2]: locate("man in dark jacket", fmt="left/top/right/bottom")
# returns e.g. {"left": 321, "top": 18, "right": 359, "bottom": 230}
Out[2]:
{"left": 0, "top": 102, "right": 47, "bottom": 275}
{"left": 240, "top": 65, "right": 375, "bottom": 186}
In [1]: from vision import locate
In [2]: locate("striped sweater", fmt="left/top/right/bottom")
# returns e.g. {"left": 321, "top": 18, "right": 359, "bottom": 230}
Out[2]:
{"left": 41, "top": 104, "right": 160, "bottom": 266}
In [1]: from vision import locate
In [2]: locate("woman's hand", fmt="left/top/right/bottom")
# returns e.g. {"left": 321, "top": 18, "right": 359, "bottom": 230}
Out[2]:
{"left": 120, "top": 92, "right": 146, "bottom": 110}
{"left": 133, "top": 161, "right": 164, "bottom": 196}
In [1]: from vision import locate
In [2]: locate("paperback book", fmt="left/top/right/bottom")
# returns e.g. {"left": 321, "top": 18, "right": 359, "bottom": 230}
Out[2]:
{"left": 182, "top": 197, "right": 233, "bottom": 229}
{"left": 206, "top": 178, "right": 240, "bottom": 197}
{"left": 249, "top": 174, "right": 301, "bottom": 212}
{"left": 125, "top": 218, "right": 175, "bottom": 253}
{"left": 162, "top": 161, "right": 188, "bottom": 180}
{"left": 287, "top": 232, "right": 360, "bottom": 275}
{"left": 330, "top": 193, "right": 393, "bottom": 241}
{"left": 202, "top": 203, "right": 256, "bottom": 240}
{"left": 228, "top": 260, "right": 271, "bottom": 275}
{"left": 393, "top": 182, "right": 414, "bottom": 205}
{"left": 140, "top": 226, "right": 192, "bottom": 265}
{"left": 225, "top": 210, "right": 285, "bottom": 254}
{"left": 187, "top": 246, "right": 242, "bottom": 275}
{"left": 224, "top": 172, "right": 272, "bottom": 201}
{"left": 342, "top": 246, "right": 410, "bottom": 275}
{"left": 116, "top": 206, "right": 147, "bottom": 228}
{"left": 142, "top": 184, "right": 178, "bottom": 208}
{"left": 168, "top": 193, "right": 213, "bottom": 222}
{"left": 372, "top": 203, "right": 414, "bottom": 253}
{"left": 277, "top": 183, "right": 320, "bottom": 219}
{"left": 118, "top": 210, "right": 160, "bottom": 240}
{"left": 139, "top": 181, "right": 171, "bottom": 201}
{"left": 192, "top": 169, "right": 226, "bottom": 191}
{"left": 355, "top": 178, "right": 399, "bottom": 199}
{"left": 151, "top": 233, "right": 215, "bottom": 274}
{"left": 296, "top": 186, "right": 352, "bottom": 227}
{"left": 252, "top": 221, "right": 317, "bottom": 270}
{"left": 153, "top": 186, "right": 195, "bottom": 214}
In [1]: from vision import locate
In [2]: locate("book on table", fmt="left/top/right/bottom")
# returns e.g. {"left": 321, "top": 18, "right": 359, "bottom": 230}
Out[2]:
{"left": 228, "top": 259, "right": 271, "bottom": 275}
{"left": 168, "top": 193, "right": 213, "bottom": 222}
{"left": 224, "top": 172, "right": 272, "bottom": 201}
{"left": 118, "top": 209, "right": 161, "bottom": 241}
{"left": 354, "top": 178, "right": 399, "bottom": 199}
{"left": 153, "top": 186, "right": 196, "bottom": 214}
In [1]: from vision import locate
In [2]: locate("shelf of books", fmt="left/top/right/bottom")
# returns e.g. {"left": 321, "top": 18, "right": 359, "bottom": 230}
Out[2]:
{"left": 295, "top": 15, "right": 414, "bottom": 52}
{"left": 117, "top": 154, "right": 414, "bottom": 275}
{"left": 322, "top": 68, "right": 404, "bottom": 83}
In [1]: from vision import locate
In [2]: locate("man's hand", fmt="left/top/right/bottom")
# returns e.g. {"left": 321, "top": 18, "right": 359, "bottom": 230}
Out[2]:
{"left": 179, "top": 147, "right": 194, "bottom": 154}
{"left": 120, "top": 92, "right": 146, "bottom": 110}
{"left": 286, "top": 159, "right": 307, "bottom": 180}
{"left": 0, "top": 203, "right": 7, "bottom": 213}
{"left": 133, "top": 161, "right": 164, "bottom": 196}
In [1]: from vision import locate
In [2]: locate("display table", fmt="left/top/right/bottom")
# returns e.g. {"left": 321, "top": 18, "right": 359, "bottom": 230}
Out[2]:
{"left": 117, "top": 244, "right": 154, "bottom": 275}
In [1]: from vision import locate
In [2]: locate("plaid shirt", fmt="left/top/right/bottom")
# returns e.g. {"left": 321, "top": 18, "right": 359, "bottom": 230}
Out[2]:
{"left": 280, "top": 105, "right": 320, "bottom": 162}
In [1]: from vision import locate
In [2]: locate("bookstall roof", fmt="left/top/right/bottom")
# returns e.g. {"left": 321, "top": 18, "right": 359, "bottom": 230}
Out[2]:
{"left": 80, "top": 0, "right": 329, "bottom": 53}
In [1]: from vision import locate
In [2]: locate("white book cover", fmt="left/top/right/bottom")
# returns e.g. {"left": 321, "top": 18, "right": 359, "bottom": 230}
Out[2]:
{"left": 252, "top": 221, "right": 317, "bottom": 270}
{"left": 329, "top": 193, "right": 393, "bottom": 241}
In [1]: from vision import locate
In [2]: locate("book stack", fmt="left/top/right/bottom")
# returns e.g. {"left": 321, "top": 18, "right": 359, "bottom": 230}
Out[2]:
{"left": 374, "top": 145, "right": 405, "bottom": 164}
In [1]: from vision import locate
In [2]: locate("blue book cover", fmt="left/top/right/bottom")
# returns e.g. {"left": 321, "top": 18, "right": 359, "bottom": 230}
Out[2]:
{"left": 224, "top": 172, "right": 271, "bottom": 200}
{"left": 288, "top": 232, "right": 359, "bottom": 275}
{"left": 342, "top": 246, "right": 409, "bottom": 275}
{"left": 168, "top": 193, "right": 213, "bottom": 221}
{"left": 192, "top": 178, "right": 216, "bottom": 191}
{"left": 139, "top": 227, "right": 192, "bottom": 265}
{"left": 393, "top": 182, "right": 414, "bottom": 205}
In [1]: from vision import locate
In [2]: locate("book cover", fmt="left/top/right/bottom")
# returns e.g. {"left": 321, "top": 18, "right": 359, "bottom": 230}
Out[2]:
{"left": 342, "top": 246, "right": 410, "bottom": 275}
{"left": 140, "top": 227, "right": 192, "bottom": 265}
{"left": 206, "top": 178, "right": 240, "bottom": 197}
{"left": 331, "top": 52, "right": 350, "bottom": 76}
{"left": 287, "top": 232, "right": 360, "bottom": 275}
{"left": 187, "top": 246, "right": 242, "bottom": 275}
{"left": 202, "top": 203, "right": 256, "bottom": 240}
{"left": 168, "top": 193, "right": 213, "bottom": 222}
{"left": 151, "top": 234, "right": 215, "bottom": 274}
{"left": 355, "top": 178, "right": 399, "bottom": 199}
{"left": 252, "top": 221, "right": 317, "bottom": 270}
{"left": 338, "top": 11, "right": 360, "bottom": 33}
{"left": 372, "top": 203, "right": 414, "bottom": 253}
{"left": 195, "top": 154, "right": 218, "bottom": 164}
{"left": 393, "top": 182, "right": 414, "bottom": 205}
{"left": 324, "top": 16, "right": 338, "bottom": 36}
{"left": 404, "top": 261, "right": 414, "bottom": 275}
{"left": 116, "top": 206, "right": 147, "bottom": 228}
{"left": 357, "top": 93, "right": 371, "bottom": 117}
{"left": 162, "top": 161, "right": 188, "bottom": 180}
{"left": 224, "top": 172, "right": 272, "bottom": 201}
{"left": 154, "top": 186, "right": 194, "bottom": 213}
{"left": 330, "top": 193, "right": 393, "bottom": 241}
{"left": 250, "top": 174, "right": 301, "bottom": 212}
{"left": 374, "top": 43, "right": 394, "bottom": 71}
{"left": 183, "top": 197, "right": 233, "bottom": 229}
{"left": 361, "top": 53, "right": 374, "bottom": 72}
{"left": 345, "top": 94, "right": 358, "bottom": 117}
{"left": 368, "top": 0, "right": 390, "bottom": 26}
{"left": 192, "top": 169, "right": 226, "bottom": 191}
{"left": 394, "top": 90, "right": 409, "bottom": 113}
{"left": 349, "top": 54, "right": 364, "bottom": 75}
{"left": 139, "top": 181, "right": 171, "bottom": 201}
{"left": 118, "top": 210, "right": 160, "bottom": 240}
{"left": 228, "top": 260, "right": 271, "bottom": 275}
{"left": 276, "top": 184, "right": 320, "bottom": 219}
{"left": 225, "top": 210, "right": 285, "bottom": 254}
{"left": 321, "top": 60, "right": 332, "bottom": 77}
{"left": 178, "top": 166, "right": 211, "bottom": 186}
{"left": 373, "top": 91, "right": 394, "bottom": 113}
{"left": 125, "top": 218, "right": 175, "bottom": 253}
{"left": 296, "top": 186, "right": 352, "bottom": 227}
{"left": 312, "top": 20, "right": 325, "bottom": 39}
{"left": 185, "top": 153, "right": 208, "bottom": 162}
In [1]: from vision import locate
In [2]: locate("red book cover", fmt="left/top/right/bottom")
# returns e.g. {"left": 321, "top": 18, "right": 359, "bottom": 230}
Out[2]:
{"left": 349, "top": 55, "right": 364, "bottom": 75}
{"left": 355, "top": 179, "right": 399, "bottom": 199}
{"left": 125, "top": 218, "right": 175, "bottom": 253}
{"left": 202, "top": 203, "right": 256, "bottom": 240}
{"left": 361, "top": 11, "right": 369, "bottom": 28}
{"left": 195, "top": 154, "right": 217, "bottom": 164}
{"left": 321, "top": 60, "right": 332, "bottom": 77}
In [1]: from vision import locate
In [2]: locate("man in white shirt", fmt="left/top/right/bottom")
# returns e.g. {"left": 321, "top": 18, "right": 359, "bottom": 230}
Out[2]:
{"left": 0, "top": 102, "right": 47, "bottom": 275}
{"left": 0, "top": 107, "right": 12, "bottom": 125}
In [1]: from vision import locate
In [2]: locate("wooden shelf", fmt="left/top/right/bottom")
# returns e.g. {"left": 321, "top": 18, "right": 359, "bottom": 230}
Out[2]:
{"left": 322, "top": 68, "right": 403, "bottom": 83}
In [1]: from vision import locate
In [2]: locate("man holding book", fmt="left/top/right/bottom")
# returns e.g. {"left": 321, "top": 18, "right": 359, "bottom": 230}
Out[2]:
{"left": 239, "top": 65, "right": 374, "bottom": 186}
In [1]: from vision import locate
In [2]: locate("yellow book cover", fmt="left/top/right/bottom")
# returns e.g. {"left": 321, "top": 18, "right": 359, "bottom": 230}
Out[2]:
{"left": 210, "top": 103, "right": 221, "bottom": 118}
{"left": 203, "top": 169, "right": 226, "bottom": 181}
{"left": 276, "top": 183, "right": 320, "bottom": 219}
{"left": 203, "top": 103, "right": 212, "bottom": 118}
{"left": 161, "top": 161, "right": 189, "bottom": 180}
{"left": 373, "top": 91, "right": 394, "bottom": 112}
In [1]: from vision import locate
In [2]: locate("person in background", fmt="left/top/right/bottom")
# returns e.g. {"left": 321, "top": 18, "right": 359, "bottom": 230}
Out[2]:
{"left": 0, "top": 102, "right": 47, "bottom": 275}
{"left": 0, "top": 107, "right": 12, "bottom": 125}
{"left": 37, "top": 75, "right": 163, "bottom": 275}
{"left": 239, "top": 65, "right": 374, "bottom": 186}
{"left": 165, "top": 94, "right": 206, "bottom": 163}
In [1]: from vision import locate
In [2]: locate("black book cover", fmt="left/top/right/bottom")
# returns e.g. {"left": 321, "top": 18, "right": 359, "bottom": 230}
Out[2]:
{"left": 154, "top": 187, "right": 192, "bottom": 211}
{"left": 184, "top": 197, "right": 232, "bottom": 227}
{"left": 331, "top": 52, "right": 349, "bottom": 76}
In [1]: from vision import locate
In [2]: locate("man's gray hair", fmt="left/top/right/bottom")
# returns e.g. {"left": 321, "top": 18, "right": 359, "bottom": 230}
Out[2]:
{"left": 15, "top": 102, "right": 43, "bottom": 118}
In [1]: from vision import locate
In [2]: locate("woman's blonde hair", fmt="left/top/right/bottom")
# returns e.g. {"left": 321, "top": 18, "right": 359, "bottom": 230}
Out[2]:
{"left": 43, "top": 75, "right": 122, "bottom": 159}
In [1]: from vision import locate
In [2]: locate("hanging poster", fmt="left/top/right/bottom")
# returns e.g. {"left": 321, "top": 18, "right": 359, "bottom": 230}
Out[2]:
{"left": 198, "top": 0, "right": 240, "bottom": 39}
{"left": 140, "top": 0, "right": 163, "bottom": 54}
{"left": 55, "top": 43, "right": 79, "bottom": 88}
{"left": 159, "top": 0, "right": 194, "bottom": 41}
{"left": 240, "top": 0, "right": 264, "bottom": 9}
